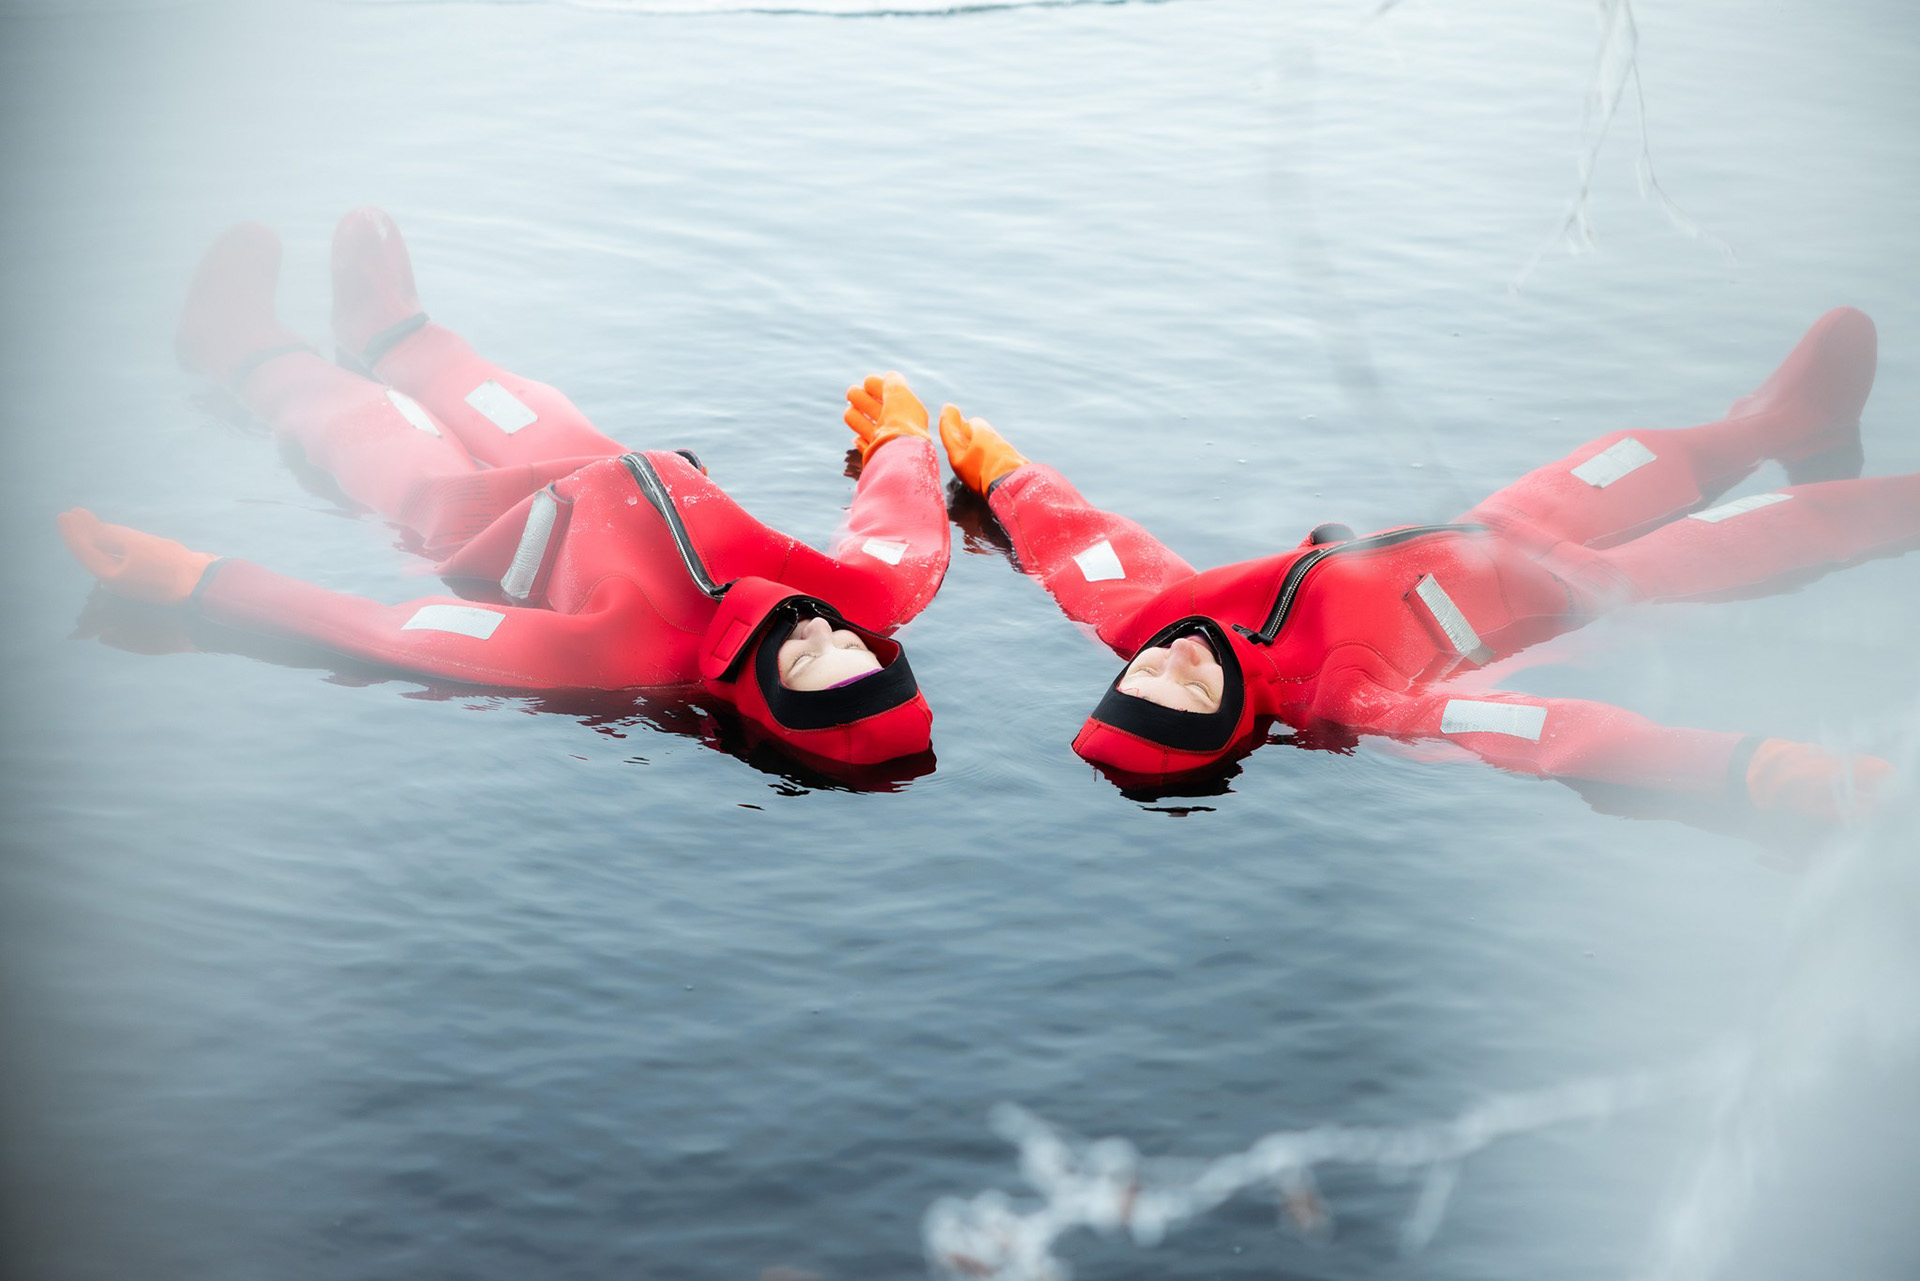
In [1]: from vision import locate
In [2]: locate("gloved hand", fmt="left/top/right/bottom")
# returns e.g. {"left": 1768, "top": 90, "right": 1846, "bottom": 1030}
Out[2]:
{"left": 57, "top": 508, "right": 217, "bottom": 605}
{"left": 938, "top": 404, "right": 1028, "bottom": 496}
{"left": 1746, "top": 737, "right": 1893, "bottom": 821}
{"left": 843, "top": 372, "right": 930, "bottom": 462}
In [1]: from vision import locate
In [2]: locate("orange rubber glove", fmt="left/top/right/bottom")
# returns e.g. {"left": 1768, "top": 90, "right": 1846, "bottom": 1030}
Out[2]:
{"left": 57, "top": 508, "right": 217, "bottom": 605}
{"left": 1746, "top": 737, "right": 1893, "bottom": 821}
{"left": 843, "top": 372, "right": 930, "bottom": 462}
{"left": 938, "top": 404, "right": 1028, "bottom": 496}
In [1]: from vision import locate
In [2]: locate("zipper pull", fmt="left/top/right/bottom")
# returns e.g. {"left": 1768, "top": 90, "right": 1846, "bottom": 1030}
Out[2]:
{"left": 1233, "top": 623, "right": 1272, "bottom": 646}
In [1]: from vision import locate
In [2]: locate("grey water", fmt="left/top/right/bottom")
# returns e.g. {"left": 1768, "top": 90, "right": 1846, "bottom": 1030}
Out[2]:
{"left": 2, "top": 1, "right": 1917, "bottom": 1278}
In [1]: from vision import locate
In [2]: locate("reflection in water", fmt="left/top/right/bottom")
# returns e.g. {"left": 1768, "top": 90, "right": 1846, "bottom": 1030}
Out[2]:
{"left": 924, "top": 1055, "right": 1735, "bottom": 1280}
{"left": 1517, "top": 0, "right": 1733, "bottom": 284}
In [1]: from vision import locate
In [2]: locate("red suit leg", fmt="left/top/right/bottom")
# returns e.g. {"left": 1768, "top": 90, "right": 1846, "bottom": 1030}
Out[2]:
{"left": 236, "top": 352, "right": 583, "bottom": 556}
{"left": 1571, "top": 473, "right": 1920, "bottom": 605}
{"left": 1460, "top": 308, "right": 1876, "bottom": 551}
{"left": 331, "top": 207, "right": 628, "bottom": 468}
{"left": 177, "top": 223, "right": 573, "bottom": 557}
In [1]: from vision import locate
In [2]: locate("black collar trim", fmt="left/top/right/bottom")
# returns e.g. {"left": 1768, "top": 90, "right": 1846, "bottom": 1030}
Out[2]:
{"left": 753, "top": 603, "right": 919, "bottom": 731}
{"left": 1090, "top": 617, "right": 1245, "bottom": 753}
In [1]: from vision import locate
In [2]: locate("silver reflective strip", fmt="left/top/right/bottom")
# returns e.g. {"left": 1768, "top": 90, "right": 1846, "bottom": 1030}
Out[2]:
{"left": 386, "top": 389, "right": 440, "bottom": 436}
{"left": 465, "top": 379, "right": 538, "bottom": 434}
{"left": 1440, "top": 699, "right": 1546, "bottom": 740}
{"left": 401, "top": 604, "right": 505, "bottom": 640}
{"left": 1689, "top": 492, "right": 1790, "bottom": 523}
{"left": 1073, "top": 539, "right": 1126, "bottom": 583}
{"left": 1413, "top": 575, "right": 1483, "bottom": 657}
{"left": 1570, "top": 436, "right": 1657, "bottom": 488}
{"left": 860, "top": 537, "right": 908, "bottom": 566}
{"left": 500, "top": 489, "right": 559, "bottom": 602}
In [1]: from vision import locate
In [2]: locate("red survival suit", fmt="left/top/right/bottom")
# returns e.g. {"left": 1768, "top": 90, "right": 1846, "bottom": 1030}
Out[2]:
{"left": 76, "top": 215, "right": 951, "bottom": 767}
{"left": 979, "top": 307, "right": 1916, "bottom": 806}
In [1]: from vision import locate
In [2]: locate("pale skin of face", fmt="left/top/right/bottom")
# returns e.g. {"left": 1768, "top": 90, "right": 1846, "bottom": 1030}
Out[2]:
{"left": 1117, "top": 635, "right": 1225, "bottom": 714}
{"left": 777, "top": 615, "right": 883, "bottom": 691}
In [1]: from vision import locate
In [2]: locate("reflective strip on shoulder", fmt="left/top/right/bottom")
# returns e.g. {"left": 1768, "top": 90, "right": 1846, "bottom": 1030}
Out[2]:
{"left": 1412, "top": 575, "right": 1486, "bottom": 658}
{"left": 401, "top": 604, "right": 505, "bottom": 639}
{"left": 501, "top": 489, "right": 560, "bottom": 602}
{"left": 465, "top": 380, "right": 538, "bottom": 434}
{"left": 1073, "top": 539, "right": 1126, "bottom": 582}
{"left": 1570, "top": 436, "right": 1657, "bottom": 488}
{"left": 860, "top": 537, "right": 908, "bottom": 566}
{"left": 386, "top": 389, "right": 441, "bottom": 436}
{"left": 1440, "top": 699, "right": 1546, "bottom": 741}
{"left": 1688, "top": 492, "right": 1790, "bottom": 523}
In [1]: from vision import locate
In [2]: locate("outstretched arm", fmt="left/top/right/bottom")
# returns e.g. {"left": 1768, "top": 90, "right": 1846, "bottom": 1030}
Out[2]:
{"left": 828, "top": 373, "right": 952, "bottom": 626}
{"left": 59, "top": 509, "right": 660, "bottom": 690}
{"left": 194, "top": 560, "right": 652, "bottom": 690}
{"left": 1316, "top": 655, "right": 1890, "bottom": 822}
{"left": 940, "top": 405, "right": 1195, "bottom": 653}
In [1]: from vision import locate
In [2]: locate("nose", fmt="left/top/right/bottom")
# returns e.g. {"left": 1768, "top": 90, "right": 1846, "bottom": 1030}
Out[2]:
{"left": 794, "top": 616, "right": 830, "bottom": 644}
{"left": 1169, "top": 636, "right": 1211, "bottom": 669}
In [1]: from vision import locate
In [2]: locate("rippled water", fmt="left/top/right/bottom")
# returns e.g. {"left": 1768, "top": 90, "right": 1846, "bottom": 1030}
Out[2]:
{"left": 3, "top": 1, "right": 1917, "bottom": 1278}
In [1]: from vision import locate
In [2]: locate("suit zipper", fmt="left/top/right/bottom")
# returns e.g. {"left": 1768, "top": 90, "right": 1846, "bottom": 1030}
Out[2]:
{"left": 621, "top": 452, "right": 729, "bottom": 600}
{"left": 1235, "top": 523, "right": 1486, "bottom": 645}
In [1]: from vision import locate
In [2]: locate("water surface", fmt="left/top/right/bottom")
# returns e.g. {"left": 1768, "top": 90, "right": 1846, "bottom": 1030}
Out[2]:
{"left": 3, "top": 1, "right": 1917, "bottom": 1278}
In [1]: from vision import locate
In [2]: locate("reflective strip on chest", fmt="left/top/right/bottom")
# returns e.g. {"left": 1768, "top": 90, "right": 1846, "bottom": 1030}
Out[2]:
{"left": 401, "top": 604, "right": 505, "bottom": 639}
{"left": 1411, "top": 575, "right": 1487, "bottom": 659}
{"left": 465, "top": 380, "right": 538, "bottom": 434}
{"left": 1073, "top": 539, "right": 1126, "bottom": 582}
{"left": 1440, "top": 699, "right": 1546, "bottom": 741}
{"left": 860, "top": 537, "right": 908, "bottom": 566}
{"left": 1689, "top": 492, "right": 1790, "bottom": 523}
{"left": 386, "top": 389, "right": 440, "bottom": 436}
{"left": 501, "top": 489, "right": 560, "bottom": 602}
{"left": 1570, "top": 437, "right": 1656, "bottom": 488}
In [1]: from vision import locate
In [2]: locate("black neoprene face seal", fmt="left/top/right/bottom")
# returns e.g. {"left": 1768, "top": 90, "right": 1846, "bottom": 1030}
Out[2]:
{"left": 1088, "top": 617, "right": 1246, "bottom": 753}
{"left": 753, "top": 603, "right": 920, "bottom": 732}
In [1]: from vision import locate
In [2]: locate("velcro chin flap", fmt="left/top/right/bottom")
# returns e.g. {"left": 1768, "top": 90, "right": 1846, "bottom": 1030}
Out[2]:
{"left": 698, "top": 576, "right": 805, "bottom": 682}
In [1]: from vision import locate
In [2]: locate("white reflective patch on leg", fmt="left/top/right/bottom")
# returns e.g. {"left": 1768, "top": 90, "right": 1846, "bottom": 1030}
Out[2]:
{"left": 465, "top": 380, "right": 538, "bottom": 434}
{"left": 1571, "top": 436, "right": 1657, "bottom": 488}
{"left": 1411, "top": 575, "right": 1487, "bottom": 659}
{"left": 401, "top": 604, "right": 505, "bottom": 640}
{"left": 1440, "top": 699, "right": 1546, "bottom": 741}
{"left": 860, "top": 538, "right": 908, "bottom": 566}
{"left": 1073, "top": 539, "right": 1126, "bottom": 583}
{"left": 386, "top": 389, "right": 440, "bottom": 437}
{"left": 501, "top": 489, "right": 560, "bottom": 602}
{"left": 1688, "top": 492, "right": 1790, "bottom": 523}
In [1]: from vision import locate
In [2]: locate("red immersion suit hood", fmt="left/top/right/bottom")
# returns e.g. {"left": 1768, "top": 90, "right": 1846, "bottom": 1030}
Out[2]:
{"left": 697, "top": 576, "right": 931, "bottom": 766}
{"left": 1071, "top": 616, "right": 1261, "bottom": 783}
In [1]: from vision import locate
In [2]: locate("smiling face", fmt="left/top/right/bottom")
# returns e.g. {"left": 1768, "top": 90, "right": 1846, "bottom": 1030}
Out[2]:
{"left": 776, "top": 615, "right": 883, "bottom": 691}
{"left": 1116, "top": 634, "right": 1225, "bottom": 713}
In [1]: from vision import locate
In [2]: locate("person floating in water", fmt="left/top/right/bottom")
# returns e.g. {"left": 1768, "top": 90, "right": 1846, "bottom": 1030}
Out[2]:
{"left": 934, "top": 308, "right": 1913, "bottom": 821}
{"left": 58, "top": 209, "right": 950, "bottom": 770}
